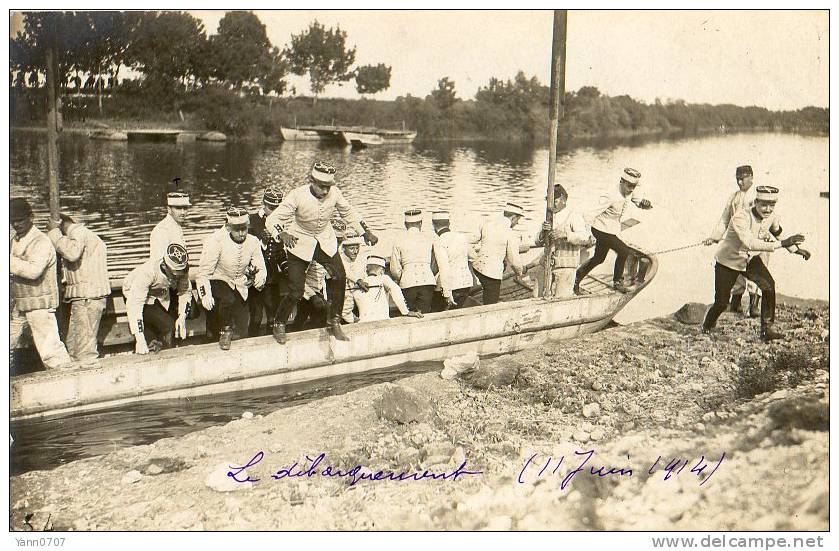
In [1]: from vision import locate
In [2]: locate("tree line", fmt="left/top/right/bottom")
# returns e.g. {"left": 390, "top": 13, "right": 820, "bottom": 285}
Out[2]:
{"left": 10, "top": 11, "right": 392, "bottom": 104}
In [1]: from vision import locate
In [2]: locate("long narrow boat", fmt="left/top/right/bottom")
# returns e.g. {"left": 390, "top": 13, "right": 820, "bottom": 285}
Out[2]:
{"left": 10, "top": 244, "right": 657, "bottom": 420}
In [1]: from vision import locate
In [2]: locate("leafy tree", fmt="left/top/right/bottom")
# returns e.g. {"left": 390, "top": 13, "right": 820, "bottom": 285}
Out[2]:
{"left": 354, "top": 63, "right": 391, "bottom": 95}
{"left": 125, "top": 11, "right": 208, "bottom": 94}
{"left": 209, "top": 11, "right": 274, "bottom": 89}
{"left": 428, "top": 77, "right": 458, "bottom": 110}
{"left": 286, "top": 21, "right": 356, "bottom": 102}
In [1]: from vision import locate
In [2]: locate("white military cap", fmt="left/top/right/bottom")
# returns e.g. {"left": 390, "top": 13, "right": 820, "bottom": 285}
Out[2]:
{"left": 342, "top": 236, "right": 364, "bottom": 246}
{"left": 621, "top": 168, "right": 641, "bottom": 185}
{"left": 311, "top": 161, "right": 337, "bottom": 185}
{"left": 755, "top": 185, "right": 780, "bottom": 202}
{"left": 366, "top": 255, "right": 387, "bottom": 267}
{"left": 167, "top": 192, "right": 191, "bottom": 207}
{"left": 503, "top": 202, "right": 525, "bottom": 217}
{"left": 431, "top": 211, "right": 450, "bottom": 222}
{"left": 226, "top": 206, "right": 249, "bottom": 226}
{"left": 404, "top": 209, "right": 422, "bottom": 223}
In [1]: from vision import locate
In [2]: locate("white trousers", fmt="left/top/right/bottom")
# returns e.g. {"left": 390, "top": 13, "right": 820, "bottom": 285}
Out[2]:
{"left": 551, "top": 268, "right": 577, "bottom": 298}
{"left": 10, "top": 306, "right": 72, "bottom": 369}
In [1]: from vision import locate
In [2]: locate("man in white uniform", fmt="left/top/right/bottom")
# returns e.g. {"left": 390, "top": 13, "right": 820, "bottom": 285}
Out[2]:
{"left": 471, "top": 202, "right": 531, "bottom": 305}
{"left": 701, "top": 186, "right": 809, "bottom": 342}
{"left": 197, "top": 207, "right": 267, "bottom": 350}
{"left": 390, "top": 209, "right": 451, "bottom": 313}
{"left": 266, "top": 161, "right": 378, "bottom": 343}
{"left": 430, "top": 211, "right": 472, "bottom": 311}
{"left": 150, "top": 191, "right": 190, "bottom": 261}
{"left": 339, "top": 236, "right": 370, "bottom": 323}
{"left": 353, "top": 256, "right": 423, "bottom": 323}
{"left": 10, "top": 198, "right": 73, "bottom": 370}
{"left": 575, "top": 168, "right": 652, "bottom": 293}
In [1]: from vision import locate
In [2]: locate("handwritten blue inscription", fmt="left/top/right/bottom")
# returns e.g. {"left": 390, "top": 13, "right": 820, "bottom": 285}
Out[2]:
{"left": 518, "top": 449, "right": 725, "bottom": 489}
{"left": 228, "top": 451, "right": 483, "bottom": 486}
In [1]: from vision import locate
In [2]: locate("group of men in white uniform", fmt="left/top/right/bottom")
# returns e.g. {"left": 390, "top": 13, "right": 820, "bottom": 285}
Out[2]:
{"left": 11, "top": 159, "right": 811, "bottom": 369}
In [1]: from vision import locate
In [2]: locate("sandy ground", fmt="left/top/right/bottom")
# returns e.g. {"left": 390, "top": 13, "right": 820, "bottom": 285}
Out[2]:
{"left": 9, "top": 302, "right": 828, "bottom": 531}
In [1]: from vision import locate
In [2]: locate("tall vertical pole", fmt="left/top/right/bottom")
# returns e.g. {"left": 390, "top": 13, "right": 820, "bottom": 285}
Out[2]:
{"left": 45, "top": 19, "right": 61, "bottom": 222}
{"left": 542, "top": 10, "right": 568, "bottom": 298}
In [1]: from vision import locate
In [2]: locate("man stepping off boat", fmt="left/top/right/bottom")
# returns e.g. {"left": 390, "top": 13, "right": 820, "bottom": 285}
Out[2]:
{"left": 536, "top": 184, "right": 595, "bottom": 298}
{"left": 10, "top": 198, "right": 74, "bottom": 370}
{"left": 353, "top": 255, "right": 423, "bottom": 323}
{"left": 704, "top": 164, "right": 761, "bottom": 316}
{"left": 471, "top": 202, "right": 533, "bottom": 305}
{"left": 267, "top": 161, "right": 379, "bottom": 343}
{"left": 430, "top": 211, "right": 474, "bottom": 311}
{"left": 390, "top": 209, "right": 452, "bottom": 314}
{"left": 701, "top": 186, "right": 809, "bottom": 342}
{"left": 197, "top": 207, "right": 267, "bottom": 350}
{"left": 123, "top": 243, "right": 192, "bottom": 355}
{"left": 247, "top": 186, "right": 286, "bottom": 337}
{"left": 47, "top": 212, "right": 111, "bottom": 365}
{"left": 575, "top": 168, "right": 652, "bottom": 294}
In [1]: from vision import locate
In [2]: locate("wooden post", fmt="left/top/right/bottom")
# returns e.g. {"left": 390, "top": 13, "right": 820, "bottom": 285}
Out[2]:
{"left": 45, "top": 39, "right": 61, "bottom": 222}
{"left": 541, "top": 10, "right": 568, "bottom": 298}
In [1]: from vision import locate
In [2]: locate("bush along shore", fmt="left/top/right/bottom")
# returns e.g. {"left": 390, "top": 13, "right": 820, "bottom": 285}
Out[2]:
{"left": 10, "top": 84, "right": 829, "bottom": 142}
{"left": 10, "top": 300, "right": 828, "bottom": 531}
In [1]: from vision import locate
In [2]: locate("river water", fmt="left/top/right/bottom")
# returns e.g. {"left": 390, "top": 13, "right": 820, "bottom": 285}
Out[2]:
{"left": 9, "top": 129, "right": 829, "bottom": 473}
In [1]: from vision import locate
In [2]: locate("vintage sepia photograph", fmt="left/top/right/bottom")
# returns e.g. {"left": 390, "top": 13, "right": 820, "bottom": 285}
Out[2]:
{"left": 6, "top": 6, "right": 830, "bottom": 541}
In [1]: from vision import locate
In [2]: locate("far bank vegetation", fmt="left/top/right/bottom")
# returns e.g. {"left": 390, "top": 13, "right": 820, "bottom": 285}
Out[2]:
{"left": 10, "top": 11, "right": 829, "bottom": 140}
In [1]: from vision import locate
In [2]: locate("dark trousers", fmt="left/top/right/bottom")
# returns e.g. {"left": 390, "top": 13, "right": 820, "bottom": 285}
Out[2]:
{"left": 275, "top": 246, "right": 346, "bottom": 325}
{"left": 247, "top": 281, "right": 281, "bottom": 336}
{"left": 403, "top": 285, "right": 435, "bottom": 313}
{"left": 142, "top": 302, "right": 175, "bottom": 349}
{"left": 575, "top": 227, "right": 634, "bottom": 284}
{"left": 475, "top": 270, "right": 502, "bottom": 305}
{"left": 290, "top": 294, "right": 328, "bottom": 331}
{"left": 431, "top": 286, "right": 472, "bottom": 312}
{"left": 703, "top": 258, "right": 776, "bottom": 329}
{"left": 206, "top": 280, "right": 250, "bottom": 340}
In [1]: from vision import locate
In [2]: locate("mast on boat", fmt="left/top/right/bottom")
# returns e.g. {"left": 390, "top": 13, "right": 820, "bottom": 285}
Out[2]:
{"left": 45, "top": 14, "right": 62, "bottom": 222}
{"left": 542, "top": 10, "right": 568, "bottom": 298}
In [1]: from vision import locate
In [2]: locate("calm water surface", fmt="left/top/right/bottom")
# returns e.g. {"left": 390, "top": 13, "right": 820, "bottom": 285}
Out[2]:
{"left": 9, "top": 130, "right": 828, "bottom": 472}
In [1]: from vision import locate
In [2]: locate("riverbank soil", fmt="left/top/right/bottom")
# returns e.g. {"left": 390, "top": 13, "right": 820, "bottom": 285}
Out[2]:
{"left": 10, "top": 303, "right": 828, "bottom": 531}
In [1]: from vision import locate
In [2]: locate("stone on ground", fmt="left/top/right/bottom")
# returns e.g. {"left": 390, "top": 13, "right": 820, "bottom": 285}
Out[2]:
{"left": 374, "top": 383, "right": 435, "bottom": 423}
{"left": 465, "top": 359, "right": 519, "bottom": 389}
{"left": 674, "top": 302, "right": 708, "bottom": 325}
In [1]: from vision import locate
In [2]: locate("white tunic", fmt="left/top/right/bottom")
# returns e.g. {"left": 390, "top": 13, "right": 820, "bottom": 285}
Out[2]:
{"left": 149, "top": 214, "right": 186, "bottom": 261}
{"left": 197, "top": 227, "right": 266, "bottom": 300}
{"left": 715, "top": 207, "right": 783, "bottom": 272}
{"left": 390, "top": 227, "right": 449, "bottom": 291}
{"left": 471, "top": 216, "right": 524, "bottom": 280}
{"left": 353, "top": 274, "right": 410, "bottom": 323}
{"left": 266, "top": 185, "right": 365, "bottom": 261}
{"left": 709, "top": 188, "right": 756, "bottom": 242}
{"left": 122, "top": 259, "right": 191, "bottom": 335}
{"left": 589, "top": 184, "right": 639, "bottom": 235}
{"left": 433, "top": 229, "right": 473, "bottom": 291}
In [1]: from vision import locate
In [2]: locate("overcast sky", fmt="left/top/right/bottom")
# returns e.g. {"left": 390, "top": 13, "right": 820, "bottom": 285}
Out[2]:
{"left": 11, "top": 10, "right": 829, "bottom": 110}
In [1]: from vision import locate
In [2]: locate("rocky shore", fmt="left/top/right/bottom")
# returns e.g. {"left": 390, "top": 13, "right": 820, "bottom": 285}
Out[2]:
{"left": 10, "top": 302, "right": 828, "bottom": 531}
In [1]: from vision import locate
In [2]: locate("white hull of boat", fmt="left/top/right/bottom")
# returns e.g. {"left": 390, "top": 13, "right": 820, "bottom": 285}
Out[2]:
{"left": 11, "top": 285, "right": 644, "bottom": 421}
{"left": 280, "top": 127, "right": 324, "bottom": 141}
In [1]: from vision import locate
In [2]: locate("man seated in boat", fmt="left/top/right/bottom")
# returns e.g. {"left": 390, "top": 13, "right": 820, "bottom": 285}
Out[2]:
{"left": 123, "top": 243, "right": 192, "bottom": 355}
{"left": 47, "top": 212, "right": 111, "bottom": 365}
{"left": 536, "top": 184, "right": 595, "bottom": 298}
{"left": 10, "top": 198, "right": 73, "bottom": 371}
{"left": 266, "top": 161, "right": 378, "bottom": 344}
{"left": 197, "top": 207, "right": 267, "bottom": 350}
{"left": 470, "top": 202, "right": 533, "bottom": 305}
{"left": 430, "top": 211, "right": 473, "bottom": 311}
{"left": 247, "top": 186, "right": 286, "bottom": 337}
{"left": 339, "top": 235, "right": 370, "bottom": 323}
{"left": 574, "top": 168, "right": 652, "bottom": 294}
{"left": 352, "top": 256, "right": 423, "bottom": 323}
{"left": 701, "top": 186, "right": 809, "bottom": 342}
{"left": 390, "top": 209, "right": 453, "bottom": 314}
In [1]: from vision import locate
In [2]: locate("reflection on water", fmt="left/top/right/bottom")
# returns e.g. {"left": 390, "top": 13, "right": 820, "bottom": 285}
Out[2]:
{"left": 10, "top": 361, "right": 441, "bottom": 475}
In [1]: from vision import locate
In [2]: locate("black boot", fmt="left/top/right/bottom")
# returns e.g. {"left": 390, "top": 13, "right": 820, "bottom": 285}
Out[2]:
{"left": 749, "top": 294, "right": 760, "bottom": 318}
{"left": 760, "top": 324, "right": 783, "bottom": 342}
{"left": 219, "top": 326, "right": 233, "bottom": 350}
{"left": 325, "top": 302, "right": 349, "bottom": 341}
{"left": 272, "top": 321, "right": 286, "bottom": 344}
{"left": 729, "top": 293, "right": 743, "bottom": 313}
